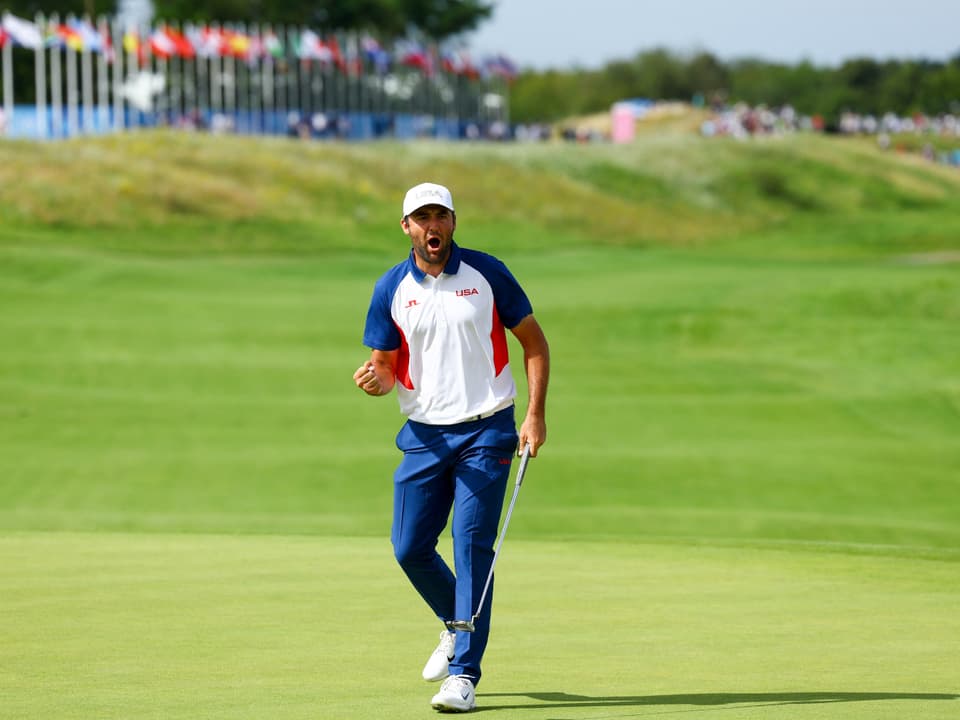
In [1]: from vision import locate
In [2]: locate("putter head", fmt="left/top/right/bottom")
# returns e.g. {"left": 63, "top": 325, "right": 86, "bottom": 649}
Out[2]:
{"left": 448, "top": 619, "right": 476, "bottom": 632}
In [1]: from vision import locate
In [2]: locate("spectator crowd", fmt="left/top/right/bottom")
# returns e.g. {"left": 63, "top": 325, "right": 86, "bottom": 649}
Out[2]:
{"left": 701, "top": 102, "right": 960, "bottom": 169}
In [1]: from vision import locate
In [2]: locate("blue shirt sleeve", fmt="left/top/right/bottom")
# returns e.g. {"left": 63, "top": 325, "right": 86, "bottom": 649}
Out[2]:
{"left": 362, "top": 263, "right": 407, "bottom": 350}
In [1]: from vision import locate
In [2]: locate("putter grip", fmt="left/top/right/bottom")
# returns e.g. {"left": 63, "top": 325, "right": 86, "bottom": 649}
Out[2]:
{"left": 515, "top": 443, "right": 532, "bottom": 487}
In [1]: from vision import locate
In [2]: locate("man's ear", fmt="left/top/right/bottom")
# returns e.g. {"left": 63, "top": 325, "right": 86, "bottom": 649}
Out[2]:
{"left": 400, "top": 217, "right": 411, "bottom": 235}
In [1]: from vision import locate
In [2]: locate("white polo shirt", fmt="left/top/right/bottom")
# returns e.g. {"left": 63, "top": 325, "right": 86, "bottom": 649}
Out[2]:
{"left": 363, "top": 243, "right": 532, "bottom": 425}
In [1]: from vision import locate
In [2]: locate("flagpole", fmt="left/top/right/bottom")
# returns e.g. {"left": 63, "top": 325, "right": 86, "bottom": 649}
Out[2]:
{"left": 262, "top": 23, "right": 274, "bottom": 135}
{"left": 236, "top": 22, "right": 248, "bottom": 132}
{"left": 177, "top": 21, "right": 191, "bottom": 126}
{"left": 49, "top": 15, "right": 63, "bottom": 138}
{"left": 252, "top": 26, "right": 259, "bottom": 133}
{"left": 187, "top": 24, "right": 204, "bottom": 125}
{"left": 332, "top": 32, "right": 343, "bottom": 120}
{"left": 163, "top": 24, "right": 176, "bottom": 124}
{"left": 372, "top": 36, "right": 387, "bottom": 128}
{"left": 110, "top": 16, "right": 123, "bottom": 132}
{"left": 279, "top": 24, "right": 290, "bottom": 126}
{"left": 343, "top": 32, "right": 355, "bottom": 122}
{"left": 180, "top": 24, "right": 189, "bottom": 124}
{"left": 2, "top": 28, "right": 12, "bottom": 133}
{"left": 30, "top": 14, "right": 46, "bottom": 138}
{"left": 255, "top": 24, "right": 265, "bottom": 134}
{"left": 272, "top": 24, "right": 283, "bottom": 125}
{"left": 299, "top": 28, "right": 310, "bottom": 126}
{"left": 285, "top": 24, "right": 296, "bottom": 127}
{"left": 95, "top": 16, "right": 108, "bottom": 132}
{"left": 65, "top": 23, "right": 78, "bottom": 137}
{"left": 123, "top": 22, "right": 138, "bottom": 129}
{"left": 168, "top": 25, "right": 181, "bottom": 124}
{"left": 155, "top": 24, "right": 172, "bottom": 125}
{"left": 78, "top": 17, "right": 93, "bottom": 132}
{"left": 314, "top": 35, "right": 324, "bottom": 124}
{"left": 195, "top": 24, "right": 206, "bottom": 127}
{"left": 243, "top": 22, "right": 257, "bottom": 134}
{"left": 325, "top": 32, "right": 334, "bottom": 119}
{"left": 351, "top": 32, "right": 361, "bottom": 119}
{"left": 154, "top": 29, "right": 167, "bottom": 127}
{"left": 502, "top": 74, "right": 510, "bottom": 128}
{"left": 223, "top": 23, "right": 235, "bottom": 122}
{"left": 209, "top": 24, "right": 219, "bottom": 125}
{"left": 182, "top": 22, "right": 192, "bottom": 124}
{"left": 143, "top": 22, "right": 154, "bottom": 126}
{"left": 227, "top": 22, "right": 238, "bottom": 130}
{"left": 335, "top": 32, "right": 345, "bottom": 121}
{"left": 385, "top": 39, "right": 395, "bottom": 125}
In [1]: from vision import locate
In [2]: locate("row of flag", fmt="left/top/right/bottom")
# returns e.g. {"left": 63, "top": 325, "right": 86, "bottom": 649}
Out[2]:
{"left": 0, "top": 11, "right": 519, "bottom": 81}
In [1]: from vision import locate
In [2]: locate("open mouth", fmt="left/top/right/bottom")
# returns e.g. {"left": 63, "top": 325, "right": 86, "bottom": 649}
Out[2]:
{"left": 427, "top": 237, "right": 442, "bottom": 251}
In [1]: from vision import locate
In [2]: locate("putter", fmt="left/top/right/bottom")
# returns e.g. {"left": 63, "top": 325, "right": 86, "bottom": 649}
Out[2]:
{"left": 449, "top": 443, "right": 532, "bottom": 633}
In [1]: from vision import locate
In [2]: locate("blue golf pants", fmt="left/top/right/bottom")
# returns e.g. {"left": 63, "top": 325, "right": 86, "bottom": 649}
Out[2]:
{"left": 391, "top": 405, "right": 518, "bottom": 685}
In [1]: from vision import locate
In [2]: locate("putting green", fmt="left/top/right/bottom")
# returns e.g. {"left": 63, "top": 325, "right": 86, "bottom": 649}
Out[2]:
{"left": 2, "top": 532, "right": 957, "bottom": 719}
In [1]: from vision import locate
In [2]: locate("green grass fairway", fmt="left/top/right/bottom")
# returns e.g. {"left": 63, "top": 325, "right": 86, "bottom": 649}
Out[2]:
{"left": 2, "top": 533, "right": 958, "bottom": 719}
{"left": 1, "top": 132, "right": 959, "bottom": 718}
{"left": 1, "top": 245, "right": 957, "bottom": 548}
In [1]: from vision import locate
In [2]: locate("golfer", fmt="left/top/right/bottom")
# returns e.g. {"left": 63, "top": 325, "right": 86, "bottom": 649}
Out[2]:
{"left": 353, "top": 182, "right": 549, "bottom": 712}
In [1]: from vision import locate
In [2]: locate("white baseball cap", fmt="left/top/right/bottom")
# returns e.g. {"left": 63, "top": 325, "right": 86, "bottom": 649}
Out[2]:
{"left": 402, "top": 182, "right": 455, "bottom": 218}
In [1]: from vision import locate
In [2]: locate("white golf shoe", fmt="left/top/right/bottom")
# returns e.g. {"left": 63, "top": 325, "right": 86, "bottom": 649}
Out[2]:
{"left": 422, "top": 630, "right": 456, "bottom": 682}
{"left": 430, "top": 674, "right": 476, "bottom": 712}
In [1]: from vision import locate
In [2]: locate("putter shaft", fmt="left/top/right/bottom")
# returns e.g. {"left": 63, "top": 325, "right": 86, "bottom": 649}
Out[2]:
{"left": 451, "top": 444, "right": 531, "bottom": 632}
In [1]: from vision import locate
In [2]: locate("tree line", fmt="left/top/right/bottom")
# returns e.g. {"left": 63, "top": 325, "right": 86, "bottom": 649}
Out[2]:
{"left": 508, "top": 48, "right": 960, "bottom": 124}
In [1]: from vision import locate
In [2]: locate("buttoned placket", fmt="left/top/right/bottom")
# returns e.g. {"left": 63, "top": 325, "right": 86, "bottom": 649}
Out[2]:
{"left": 423, "top": 273, "right": 449, "bottom": 329}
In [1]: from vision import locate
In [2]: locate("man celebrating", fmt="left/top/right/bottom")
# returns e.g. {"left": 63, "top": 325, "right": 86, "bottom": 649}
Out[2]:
{"left": 354, "top": 182, "right": 549, "bottom": 712}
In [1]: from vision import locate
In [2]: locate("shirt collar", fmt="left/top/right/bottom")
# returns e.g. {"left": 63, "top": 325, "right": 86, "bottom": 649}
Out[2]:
{"left": 407, "top": 241, "right": 461, "bottom": 281}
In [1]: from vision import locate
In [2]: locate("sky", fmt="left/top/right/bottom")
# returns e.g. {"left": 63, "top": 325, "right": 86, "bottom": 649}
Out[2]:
{"left": 467, "top": 0, "right": 960, "bottom": 70}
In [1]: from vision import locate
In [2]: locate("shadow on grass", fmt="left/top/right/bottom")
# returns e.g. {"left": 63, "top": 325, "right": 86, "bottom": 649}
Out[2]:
{"left": 479, "top": 691, "right": 959, "bottom": 714}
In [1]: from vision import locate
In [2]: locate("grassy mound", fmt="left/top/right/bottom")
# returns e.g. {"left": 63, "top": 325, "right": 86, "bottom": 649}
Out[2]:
{"left": 2, "top": 130, "right": 958, "bottom": 256}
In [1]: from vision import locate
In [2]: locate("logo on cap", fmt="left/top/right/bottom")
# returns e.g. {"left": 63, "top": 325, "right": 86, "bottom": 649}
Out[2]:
{"left": 403, "top": 182, "right": 454, "bottom": 217}
{"left": 416, "top": 188, "right": 444, "bottom": 202}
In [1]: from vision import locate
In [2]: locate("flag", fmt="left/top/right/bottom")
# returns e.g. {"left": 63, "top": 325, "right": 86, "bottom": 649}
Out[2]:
{"left": 442, "top": 49, "right": 480, "bottom": 78}
{"left": 340, "top": 35, "right": 364, "bottom": 76}
{"left": 441, "top": 50, "right": 459, "bottom": 74}
{"left": 123, "top": 30, "right": 140, "bottom": 54}
{"left": 263, "top": 31, "right": 284, "bottom": 59}
{"left": 164, "top": 27, "right": 195, "bottom": 58}
{"left": 99, "top": 19, "right": 115, "bottom": 63}
{"left": 0, "top": 28, "right": 7, "bottom": 48}
{"left": 483, "top": 54, "right": 518, "bottom": 81}
{"left": 149, "top": 28, "right": 175, "bottom": 58}
{"left": 42, "top": 19, "right": 61, "bottom": 48}
{"left": 460, "top": 52, "right": 480, "bottom": 80}
{"left": 123, "top": 30, "right": 147, "bottom": 66}
{"left": 326, "top": 35, "right": 347, "bottom": 73}
{"left": 2, "top": 12, "right": 43, "bottom": 49}
{"left": 68, "top": 18, "right": 104, "bottom": 53}
{"left": 396, "top": 39, "right": 433, "bottom": 75}
{"left": 151, "top": 27, "right": 197, "bottom": 59}
{"left": 57, "top": 24, "right": 84, "bottom": 51}
{"left": 297, "top": 30, "right": 334, "bottom": 63}
{"left": 187, "top": 26, "right": 223, "bottom": 58}
{"left": 221, "top": 29, "right": 252, "bottom": 59}
{"left": 361, "top": 34, "right": 390, "bottom": 74}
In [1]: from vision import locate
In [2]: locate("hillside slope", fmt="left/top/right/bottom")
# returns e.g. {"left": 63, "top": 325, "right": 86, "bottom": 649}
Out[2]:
{"left": 2, "top": 131, "right": 959, "bottom": 258}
